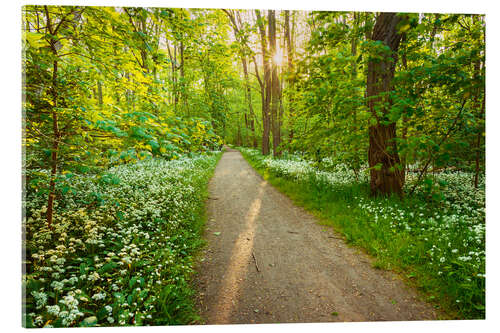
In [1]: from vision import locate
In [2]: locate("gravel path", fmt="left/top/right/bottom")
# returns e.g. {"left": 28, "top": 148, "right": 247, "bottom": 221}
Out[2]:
{"left": 194, "top": 149, "right": 437, "bottom": 324}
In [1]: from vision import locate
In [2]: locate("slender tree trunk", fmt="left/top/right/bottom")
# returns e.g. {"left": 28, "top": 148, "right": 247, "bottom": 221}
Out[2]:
{"left": 241, "top": 57, "right": 257, "bottom": 147}
{"left": 174, "top": 43, "right": 178, "bottom": 107}
{"left": 396, "top": 32, "right": 410, "bottom": 186}
{"left": 278, "top": 29, "right": 285, "bottom": 147}
{"left": 268, "top": 10, "right": 281, "bottom": 157}
{"left": 46, "top": 60, "right": 60, "bottom": 230}
{"left": 97, "top": 80, "right": 103, "bottom": 105}
{"left": 252, "top": 56, "right": 265, "bottom": 149}
{"left": 474, "top": 95, "right": 485, "bottom": 188}
{"left": 236, "top": 123, "right": 242, "bottom": 146}
{"left": 351, "top": 13, "right": 358, "bottom": 79}
{"left": 285, "top": 10, "right": 296, "bottom": 145}
{"left": 256, "top": 10, "right": 271, "bottom": 155}
{"left": 44, "top": 5, "right": 63, "bottom": 229}
{"left": 140, "top": 15, "right": 148, "bottom": 72}
{"left": 472, "top": 15, "right": 485, "bottom": 188}
{"left": 367, "top": 13, "right": 405, "bottom": 196}
{"left": 180, "top": 40, "right": 187, "bottom": 112}
{"left": 350, "top": 12, "right": 361, "bottom": 174}
{"left": 166, "top": 41, "right": 177, "bottom": 110}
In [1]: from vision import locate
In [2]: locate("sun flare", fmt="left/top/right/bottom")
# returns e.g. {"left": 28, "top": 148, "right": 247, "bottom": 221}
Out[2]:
{"left": 273, "top": 49, "right": 284, "bottom": 66}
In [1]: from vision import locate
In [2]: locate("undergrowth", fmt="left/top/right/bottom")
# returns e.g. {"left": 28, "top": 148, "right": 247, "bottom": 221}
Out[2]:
{"left": 23, "top": 152, "right": 221, "bottom": 327}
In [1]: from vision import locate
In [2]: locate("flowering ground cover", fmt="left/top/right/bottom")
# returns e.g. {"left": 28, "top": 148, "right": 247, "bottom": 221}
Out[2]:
{"left": 23, "top": 152, "right": 221, "bottom": 327}
{"left": 239, "top": 147, "right": 485, "bottom": 319}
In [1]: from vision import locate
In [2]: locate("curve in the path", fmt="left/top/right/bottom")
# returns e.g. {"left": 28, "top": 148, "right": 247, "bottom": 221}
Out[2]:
{"left": 195, "top": 150, "right": 437, "bottom": 324}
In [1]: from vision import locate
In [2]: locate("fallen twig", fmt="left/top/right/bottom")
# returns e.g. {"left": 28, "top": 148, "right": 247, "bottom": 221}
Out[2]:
{"left": 287, "top": 231, "right": 299, "bottom": 234}
{"left": 252, "top": 251, "right": 260, "bottom": 272}
{"left": 328, "top": 235, "right": 343, "bottom": 240}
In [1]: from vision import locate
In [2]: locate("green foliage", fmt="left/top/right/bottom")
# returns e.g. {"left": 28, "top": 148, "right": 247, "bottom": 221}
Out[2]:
{"left": 23, "top": 153, "right": 221, "bottom": 327}
{"left": 22, "top": 5, "right": 232, "bottom": 326}
{"left": 23, "top": 6, "right": 226, "bottom": 178}
{"left": 284, "top": 12, "right": 484, "bottom": 186}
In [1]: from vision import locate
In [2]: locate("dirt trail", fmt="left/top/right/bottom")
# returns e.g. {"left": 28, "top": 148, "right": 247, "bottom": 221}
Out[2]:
{"left": 195, "top": 149, "right": 437, "bottom": 324}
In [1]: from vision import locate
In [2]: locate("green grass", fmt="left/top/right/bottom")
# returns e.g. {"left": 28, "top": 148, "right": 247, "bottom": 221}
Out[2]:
{"left": 156, "top": 152, "right": 223, "bottom": 325}
{"left": 239, "top": 148, "right": 485, "bottom": 320}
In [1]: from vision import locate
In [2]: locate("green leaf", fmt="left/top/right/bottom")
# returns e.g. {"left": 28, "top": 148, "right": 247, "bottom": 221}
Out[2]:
{"left": 97, "top": 308, "right": 108, "bottom": 320}
{"left": 98, "top": 262, "right": 118, "bottom": 274}
{"left": 25, "top": 32, "right": 48, "bottom": 49}
{"left": 129, "top": 277, "right": 137, "bottom": 288}
{"left": 80, "top": 316, "right": 98, "bottom": 327}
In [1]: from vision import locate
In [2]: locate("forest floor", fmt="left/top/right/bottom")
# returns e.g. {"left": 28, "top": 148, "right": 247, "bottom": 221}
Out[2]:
{"left": 194, "top": 148, "right": 438, "bottom": 324}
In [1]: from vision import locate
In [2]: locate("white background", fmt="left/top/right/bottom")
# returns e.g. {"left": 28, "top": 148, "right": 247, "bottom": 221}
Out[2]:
{"left": 3, "top": 1, "right": 498, "bottom": 332}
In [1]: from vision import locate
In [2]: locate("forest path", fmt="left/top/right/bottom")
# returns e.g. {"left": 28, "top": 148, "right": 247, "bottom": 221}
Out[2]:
{"left": 194, "top": 149, "right": 437, "bottom": 324}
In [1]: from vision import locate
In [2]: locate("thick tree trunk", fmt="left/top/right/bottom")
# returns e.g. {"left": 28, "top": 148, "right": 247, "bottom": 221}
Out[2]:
{"left": 367, "top": 13, "right": 404, "bottom": 196}
{"left": 256, "top": 10, "right": 271, "bottom": 155}
{"left": 368, "top": 124, "right": 404, "bottom": 195}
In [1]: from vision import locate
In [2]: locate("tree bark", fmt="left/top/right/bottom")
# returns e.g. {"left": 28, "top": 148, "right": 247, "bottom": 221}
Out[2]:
{"left": 97, "top": 80, "right": 103, "bottom": 105}
{"left": 268, "top": 10, "right": 281, "bottom": 157}
{"left": 472, "top": 15, "right": 485, "bottom": 188}
{"left": 46, "top": 59, "right": 60, "bottom": 230}
{"left": 474, "top": 95, "right": 485, "bottom": 188}
{"left": 242, "top": 56, "right": 257, "bottom": 147}
{"left": 366, "top": 12, "right": 405, "bottom": 196}
{"left": 256, "top": 10, "right": 271, "bottom": 155}
{"left": 180, "top": 40, "right": 186, "bottom": 111}
{"left": 285, "top": 10, "right": 296, "bottom": 145}
{"left": 43, "top": 5, "right": 64, "bottom": 229}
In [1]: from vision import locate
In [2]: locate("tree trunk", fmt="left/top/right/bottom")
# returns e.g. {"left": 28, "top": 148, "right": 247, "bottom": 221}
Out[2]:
{"left": 268, "top": 10, "right": 281, "bottom": 157}
{"left": 43, "top": 5, "right": 63, "bottom": 229}
{"left": 97, "top": 80, "right": 103, "bottom": 105}
{"left": 474, "top": 95, "right": 484, "bottom": 188}
{"left": 252, "top": 56, "right": 265, "bottom": 149}
{"left": 399, "top": 32, "right": 410, "bottom": 185}
{"left": 472, "top": 15, "right": 484, "bottom": 188}
{"left": 140, "top": 15, "right": 148, "bottom": 72}
{"left": 285, "top": 11, "right": 296, "bottom": 145}
{"left": 256, "top": 10, "right": 271, "bottom": 155}
{"left": 46, "top": 60, "right": 60, "bottom": 230}
{"left": 180, "top": 40, "right": 186, "bottom": 111}
{"left": 351, "top": 13, "right": 358, "bottom": 79}
{"left": 242, "top": 57, "right": 257, "bottom": 148}
{"left": 367, "top": 12, "right": 405, "bottom": 196}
